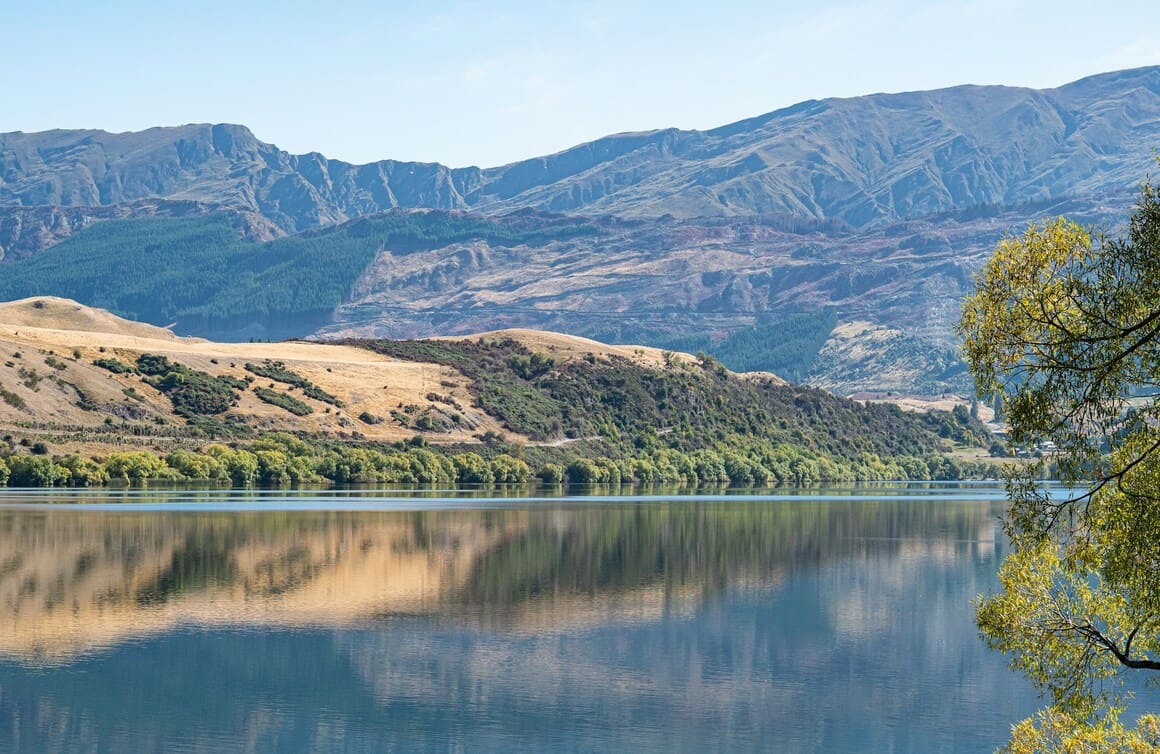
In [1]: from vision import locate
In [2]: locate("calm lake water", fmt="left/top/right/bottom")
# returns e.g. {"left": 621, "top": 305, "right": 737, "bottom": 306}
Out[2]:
{"left": 0, "top": 484, "right": 1066, "bottom": 752}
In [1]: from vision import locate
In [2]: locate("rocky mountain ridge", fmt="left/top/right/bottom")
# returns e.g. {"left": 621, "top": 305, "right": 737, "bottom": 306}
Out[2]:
{"left": 3, "top": 66, "right": 1157, "bottom": 234}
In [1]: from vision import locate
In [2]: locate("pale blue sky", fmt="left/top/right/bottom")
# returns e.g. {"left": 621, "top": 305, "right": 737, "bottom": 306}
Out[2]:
{"left": 3, "top": 0, "right": 1157, "bottom": 168}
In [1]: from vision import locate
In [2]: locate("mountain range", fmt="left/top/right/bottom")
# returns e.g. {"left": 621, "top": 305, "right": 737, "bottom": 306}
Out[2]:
{"left": 2, "top": 66, "right": 1158, "bottom": 393}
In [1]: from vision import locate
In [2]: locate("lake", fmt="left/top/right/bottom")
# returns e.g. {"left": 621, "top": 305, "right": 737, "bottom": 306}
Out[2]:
{"left": 0, "top": 484, "right": 1056, "bottom": 751}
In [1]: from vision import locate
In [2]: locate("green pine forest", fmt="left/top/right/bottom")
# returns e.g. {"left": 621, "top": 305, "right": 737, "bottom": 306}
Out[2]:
{"left": 639, "top": 309, "right": 839, "bottom": 382}
{"left": 0, "top": 211, "right": 598, "bottom": 339}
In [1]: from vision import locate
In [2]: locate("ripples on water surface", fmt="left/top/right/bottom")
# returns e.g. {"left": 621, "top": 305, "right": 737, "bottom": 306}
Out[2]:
{"left": 0, "top": 483, "right": 1106, "bottom": 752}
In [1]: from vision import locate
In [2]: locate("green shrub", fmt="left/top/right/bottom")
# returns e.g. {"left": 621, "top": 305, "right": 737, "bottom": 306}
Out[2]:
{"left": 103, "top": 451, "right": 173, "bottom": 483}
{"left": 245, "top": 360, "right": 310, "bottom": 387}
{"left": 253, "top": 387, "right": 313, "bottom": 416}
{"left": 537, "top": 463, "right": 564, "bottom": 484}
{"left": 490, "top": 454, "right": 532, "bottom": 483}
{"left": 7, "top": 455, "right": 70, "bottom": 487}
{"left": 136, "top": 354, "right": 242, "bottom": 417}
{"left": 453, "top": 452, "right": 495, "bottom": 484}
{"left": 302, "top": 384, "right": 343, "bottom": 407}
{"left": 0, "top": 384, "right": 26, "bottom": 410}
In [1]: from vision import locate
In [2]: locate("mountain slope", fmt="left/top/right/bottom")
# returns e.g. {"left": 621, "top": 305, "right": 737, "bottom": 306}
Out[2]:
{"left": 0, "top": 200, "right": 281, "bottom": 262}
{"left": 0, "top": 190, "right": 1130, "bottom": 394}
{"left": 2, "top": 67, "right": 1157, "bottom": 234}
{"left": 2, "top": 67, "right": 1157, "bottom": 394}
{"left": 0, "top": 210, "right": 602, "bottom": 340}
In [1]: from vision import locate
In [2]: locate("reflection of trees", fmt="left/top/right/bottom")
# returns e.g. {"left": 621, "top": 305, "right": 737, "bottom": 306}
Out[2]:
{"left": 136, "top": 533, "right": 242, "bottom": 606}
{"left": 0, "top": 495, "right": 1030, "bottom": 753}
{"left": 0, "top": 498, "right": 996, "bottom": 661}
{"left": 0, "top": 510, "right": 512, "bottom": 661}
{"left": 460, "top": 500, "right": 993, "bottom": 609}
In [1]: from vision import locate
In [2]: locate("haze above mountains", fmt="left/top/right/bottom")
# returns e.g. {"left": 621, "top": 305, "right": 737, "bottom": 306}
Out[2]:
{"left": 2, "top": 66, "right": 1158, "bottom": 393}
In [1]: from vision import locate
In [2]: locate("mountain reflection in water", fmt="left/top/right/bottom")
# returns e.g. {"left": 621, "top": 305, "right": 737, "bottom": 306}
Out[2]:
{"left": 0, "top": 490, "right": 1041, "bottom": 753}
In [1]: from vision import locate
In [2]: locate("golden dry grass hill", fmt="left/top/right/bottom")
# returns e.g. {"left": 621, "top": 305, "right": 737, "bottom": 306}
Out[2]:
{"left": 0, "top": 297, "right": 694, "bottom": 455}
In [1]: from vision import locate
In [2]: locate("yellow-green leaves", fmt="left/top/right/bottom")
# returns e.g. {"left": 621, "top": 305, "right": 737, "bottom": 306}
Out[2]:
{"left": 979, "top": 541, "right": 1139, "bottom": 720}
{"left": 961, "top": 169, "right": 1160, "bottom": 750}
{"left": 1003, "top": 708, "right": 1160, "bottom": 753}
{"left": 960, "top": 219, "right": 1093, "bottom": 393}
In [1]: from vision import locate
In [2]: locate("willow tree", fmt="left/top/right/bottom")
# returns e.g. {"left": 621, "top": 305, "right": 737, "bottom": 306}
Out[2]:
{"left": 959, "top": 176, "right": 1160, "bottom": 750}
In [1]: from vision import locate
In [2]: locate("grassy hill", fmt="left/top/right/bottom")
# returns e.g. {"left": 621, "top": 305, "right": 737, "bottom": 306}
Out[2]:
{"left": 0, "top": 298, "right": 989, "bottom": 488}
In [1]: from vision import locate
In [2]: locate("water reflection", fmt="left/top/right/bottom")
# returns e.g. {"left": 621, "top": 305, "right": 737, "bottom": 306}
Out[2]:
{"left": 0, "top": 490, "right": 1046, "bottom": 752}
{"left": 1, "top": 496, "right": 996, "bottom": 661}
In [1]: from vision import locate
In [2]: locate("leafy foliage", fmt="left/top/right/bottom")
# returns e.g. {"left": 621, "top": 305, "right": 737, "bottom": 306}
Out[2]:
{"left": 354, "top": 336, "right": 974, "bottom": 483}
{"left": 136, "top": 354, "right": 242, "bottom": 417}
{"left": 1000, "top": 708, "right": 1160, "bottom": 752}
{"left": 253, "top": 387, "right": 314, "bottom": 416}
{"left": 244, "top": 360, "right": 342, "bottom": 407}
{"left": 5, "top": 455, "right": 71, "bottom": 486}
{"left": 104, "top": 451, "right": 178, "bottom": 483}
{"left": 959, "top": 173, "right": 1160, "bottom": 745}
{"left": 93, "top": 357, "right": 135, "bottom": 374}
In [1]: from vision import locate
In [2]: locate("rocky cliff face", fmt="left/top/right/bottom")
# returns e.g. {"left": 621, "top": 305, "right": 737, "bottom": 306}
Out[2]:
{"left": 0, "top": 124, "right": 482, "bottom": 234}
{"left": 482, "top": 67, "right": 1160, "bottom": 224}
